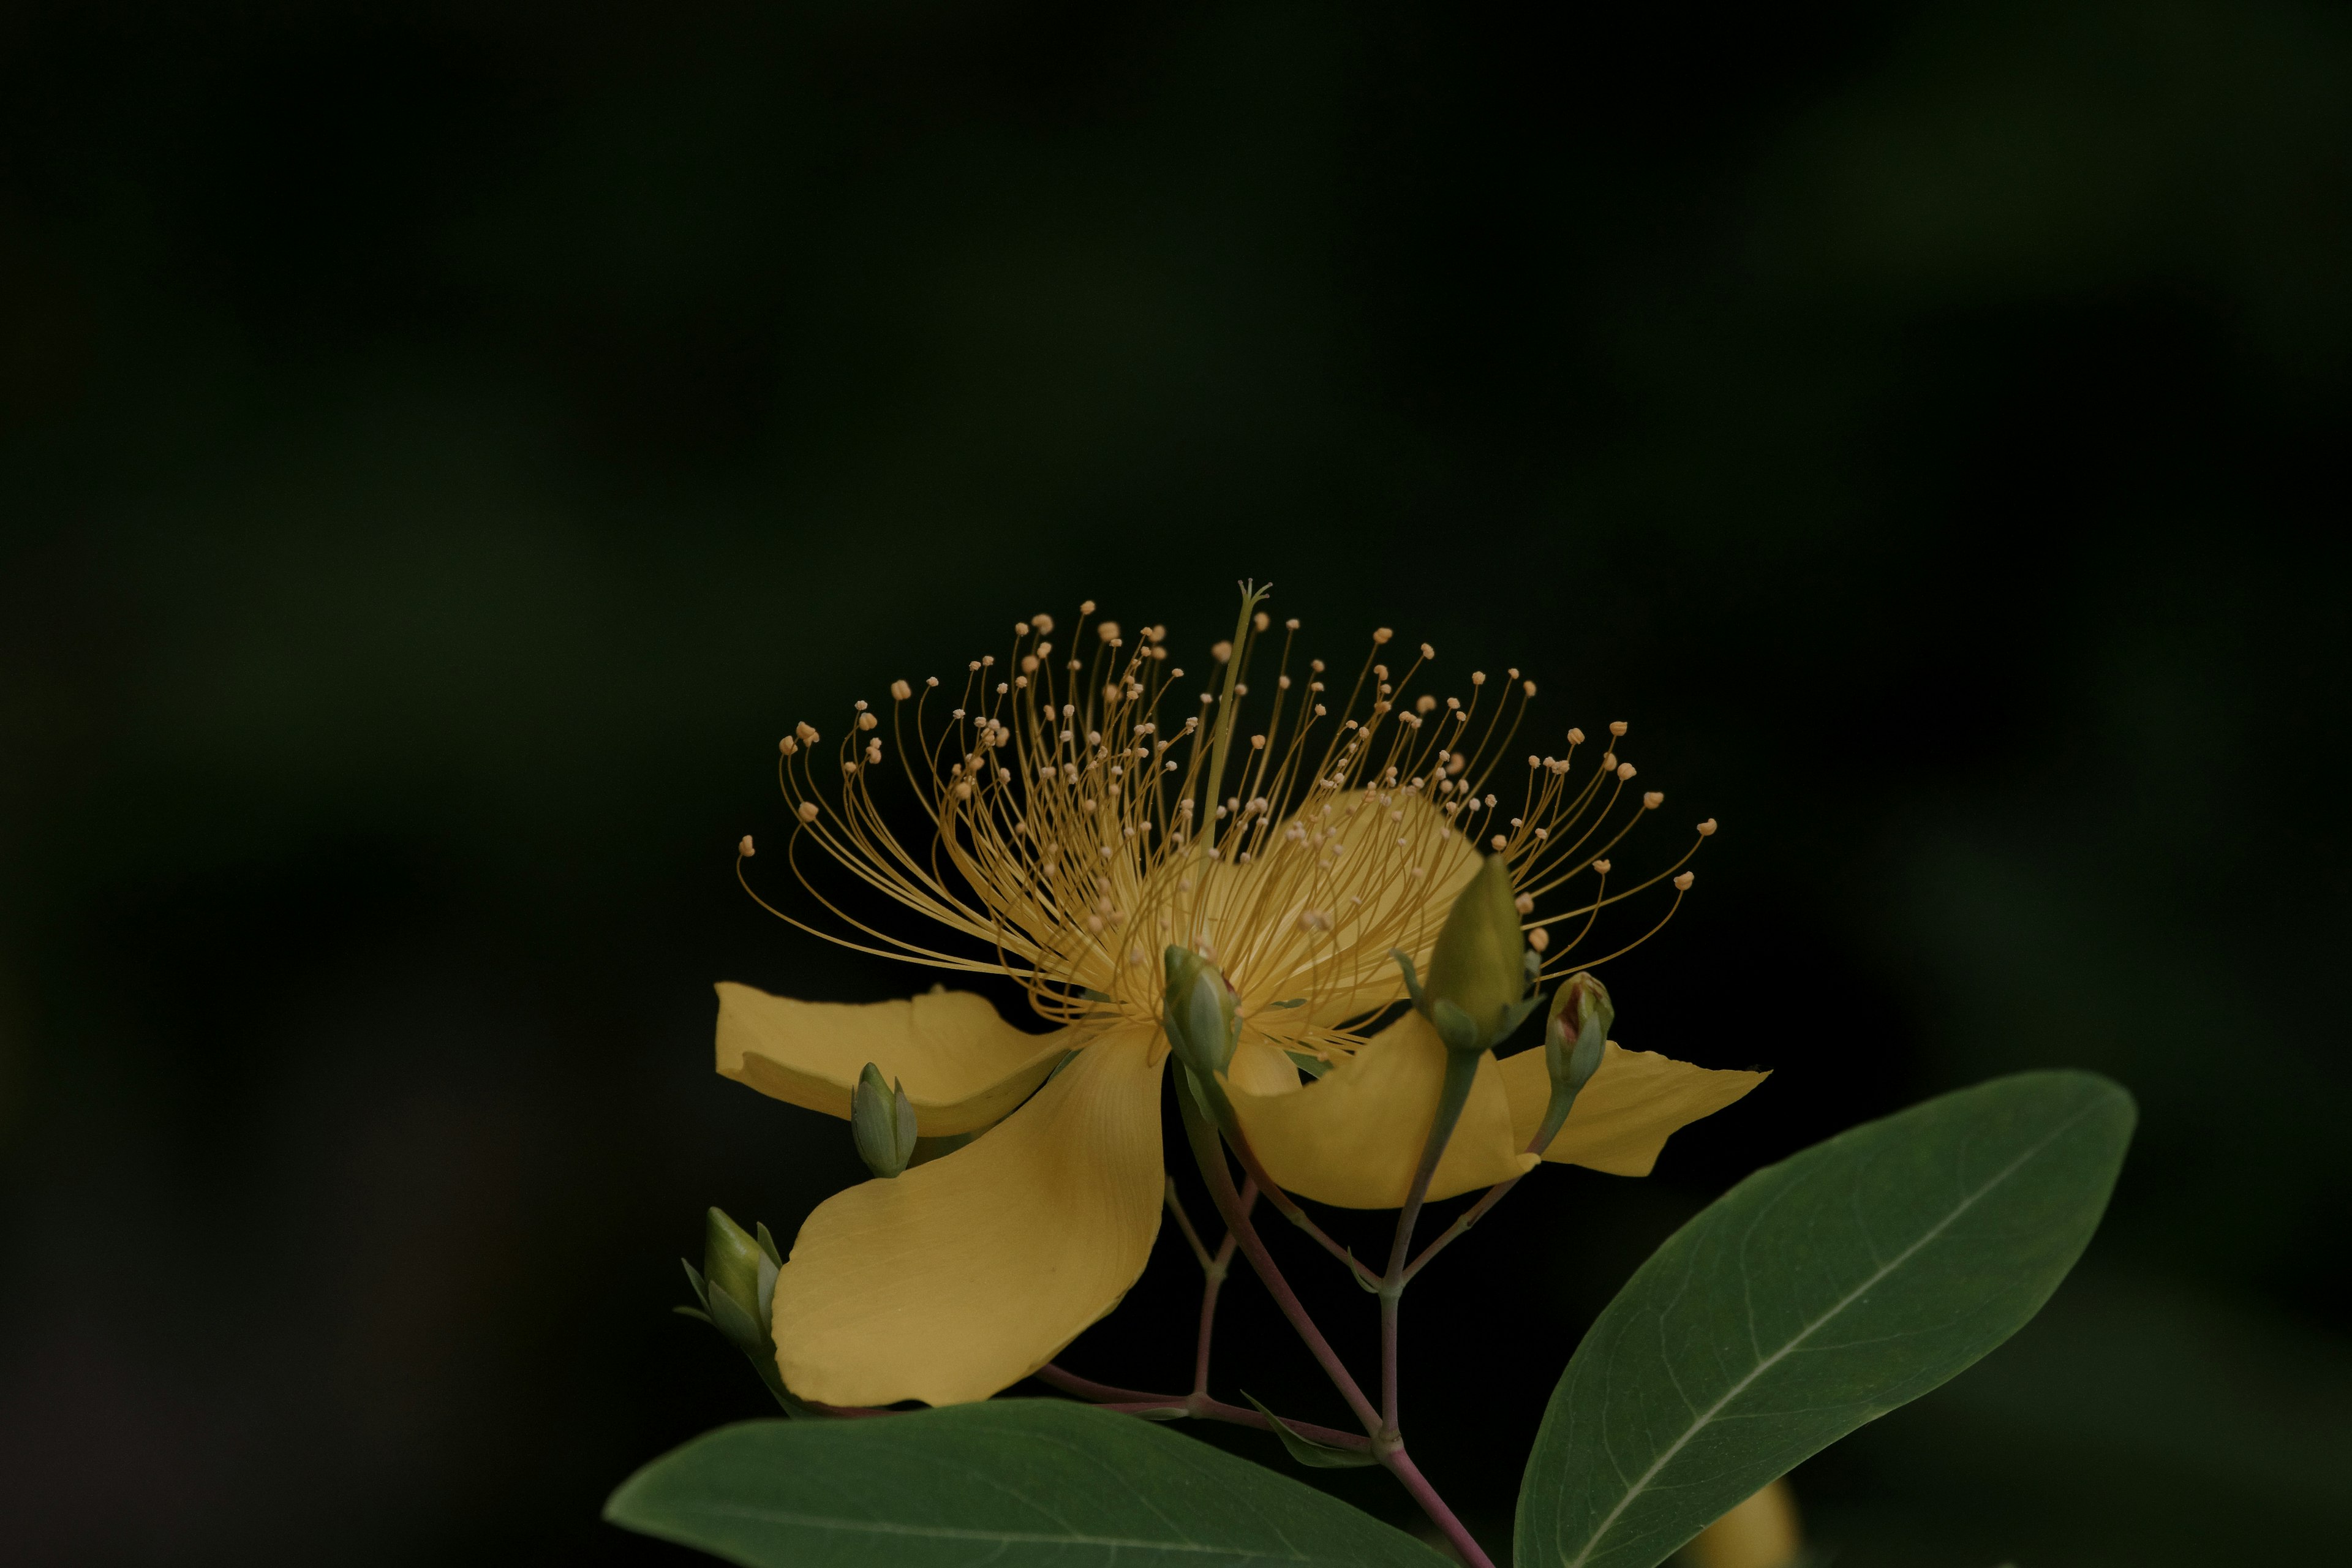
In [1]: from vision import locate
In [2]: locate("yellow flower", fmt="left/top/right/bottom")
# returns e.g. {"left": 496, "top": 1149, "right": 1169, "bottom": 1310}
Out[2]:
{"left": 718, "top": 595, "right": 1762, "bottom": 1408}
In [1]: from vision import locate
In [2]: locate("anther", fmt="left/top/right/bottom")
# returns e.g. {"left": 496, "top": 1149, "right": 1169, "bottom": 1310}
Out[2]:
{"left": 1527, "top": 927, "right": 1551, "bottom": 953}
{"left": 1372, "top": 628, "right": 1393, "bottom": 644}
{"left": 738, "top": 835, "right": 756, "bottom": 857}
{"left": 1566, "top": 727, "right": 1584, "bottom": 744}
{"left": 1609, "top": 720, "right": 1627, "bottom": 737}
{"left": 891, "top": 679, "right": 912, "bottom": 701}
{"left": 778, "top": 736, "right": 798, "bottom": 756}
{"left": 797, "top": 802, "right": 820, "bottom": 823}
{"left": 1098, "top": 621, "right": 1121, "bottom": 643}
{"left": 1643, "top": 791, "right": 1664, "bottom": 809}
{"left": 925, "top": 676, "right": 940, "bottom": 688}
{"left": 1523, "top": 680, "right": 1537, "bottom": 696}
{"left": 1515, "top": 892, "right": 1536, "bottom": 914}
{"left": 1212, "top": 640, "right": 1233, "bottom": 663}
{"left": 1617, "top": 763, "right": 1637, "bottom": 782}
{"left": 1490, "top": 834, "right": 1507, "bottom": 851}
{"left": 1080, "top": 600, "right": 1096, "bottom": 614}
{"left": 1253, "top": 611, "right": 1270, "bottom": 632}
{"left": 1697, "top": 818, "right": 1718, "bottom": 835}
{"left": 1421, "top": 642, "right": 1436, "bottom": 660}
{"left": 1285, "top": 617, "right": 1300, "bottom": 630}
{"left": 1674, "top": 872, "right": 1695, "bottom": 891}
{"left": 796, "top": 722, "right": 819, "bottom": 745}
{"left": 1033, "top": 613, "right": 1055, "bottom": 634}
{"left": 858, "top": 712, "right": 878, "bottom": 731}
{"left": 1592, "top": 859, "right": 1611, "bottom": 875}
{"left": 1473, "top": 671, "right": 1487, "bottom": 685}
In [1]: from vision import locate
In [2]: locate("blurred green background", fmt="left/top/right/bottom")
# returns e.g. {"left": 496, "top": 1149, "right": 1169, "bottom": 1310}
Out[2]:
{"left": 2, "top": 1, "right": 2346, "bottom": 1563}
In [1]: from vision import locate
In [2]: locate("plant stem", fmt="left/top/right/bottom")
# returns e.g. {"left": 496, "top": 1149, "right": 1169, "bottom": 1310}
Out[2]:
{"left": 1033, "top": 1363, "right": 1172, "bottom": 1404}
{"left": 1380, "top": 1050, "right": 1481, "bottom": 1431}
{"left": 1091, "top": 1398, "right": 1373, "bottom": 1451}
{"left": 1037, "top": 1363, "right": 1368, "bottom": 1450}
{"left": 1403, "top": 1174, "right": 1521, "bottom": 1283}
{"left": 1175, "top": 1077, "right": 1384, "bottom": 1436}
{"left": 1164, "top": 1177, "right": 1215, "bottom": 1270}
{"left": 1222, "top": 1124, "right": 1382, "bottom": 1287}
{"left": 1195, "top": 1180, "right": 1253, "bottom": 1393}
{"left": 1385, "top": 1445, "right": 1498, "bottom": 1568}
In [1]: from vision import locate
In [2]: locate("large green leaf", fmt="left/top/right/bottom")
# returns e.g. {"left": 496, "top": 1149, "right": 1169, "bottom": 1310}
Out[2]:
{"left": 1516, "top": 1070, "right": 2135, "bottom": 1568}
{"left": 608, "top": 1400, "right": 1449, "bottom": 1566}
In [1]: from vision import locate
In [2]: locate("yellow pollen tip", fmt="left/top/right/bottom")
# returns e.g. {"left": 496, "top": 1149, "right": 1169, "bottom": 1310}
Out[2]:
{"left": 796, "top": 802, "right": 820, "bottom": 823}
{"left": 1698, "top": 818, "right": 1719, "bottom": 836}
{"left": 778, "top": 736, "right": 798, "bottom": 756}
{"left": 1609, "top": 720, "right": 1629, "bottom": 737}
{"left": 1372, "top": 627, "right": 1393, "bottom": 644}
{"left": 891, "top": 679, "right": 913, "bottom": 700}
{"left": 1080, "top": 600, "right": 1096, "bottom": 614}
{"left": 1674, "top": 871, "right": 1695, "bottom": 891}
{"left": 1566, "top": 727, "right": 1585, "bottom": 744}
{"left": 1643, "top": 791, "right": 1663, "bottom": 809}
{"left": 1514, "top": 892, "right": 1535, "bottom": 914}
{"left": 737, "top": 834, "right": 755, "bottom": 857}
{"left": 1616, "top": 763, "right": 1637, "bottom": 781}
{"left": 1528, "top": 927, "right": 1550, "bottom": 952}
{"left": 1592, "top": 858, "right": 1612, "bottom": 875}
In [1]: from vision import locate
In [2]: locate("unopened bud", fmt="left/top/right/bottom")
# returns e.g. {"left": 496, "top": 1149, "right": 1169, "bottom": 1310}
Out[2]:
{"left": 701, "top": 1207, "right": 772, "bottom": 1355}
{"left": 1530, "top": 973, "right": 1613, "bottom": 1155}
{"left": 1161, "top": 946, "right": 1239, "bottom": 1080}
{"left": 1550, "top": 970, "right": 1615, "bottom": 1055}
{"left": 1422, "top": 854, "right": 1532, "bottom": 1052}
{"left": 851, "top": 1062, "right": 919, "bottom": 1178}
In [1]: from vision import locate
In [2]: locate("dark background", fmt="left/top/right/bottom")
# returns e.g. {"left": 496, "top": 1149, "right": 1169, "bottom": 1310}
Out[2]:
{"left": 2, "top": 1, "right": 2346, "bottom": 1563}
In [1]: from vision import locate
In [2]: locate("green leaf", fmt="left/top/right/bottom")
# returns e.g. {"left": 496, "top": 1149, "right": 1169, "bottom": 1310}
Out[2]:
{"left": 607, "top": 1401, "right": 1449, "bottom": 1566}
{"left": 1241, "top": 1391, "right": 1379, "bottom": 1469}
{"left": 1517, "top": 1070, "right": 2135, "bottom": 1568}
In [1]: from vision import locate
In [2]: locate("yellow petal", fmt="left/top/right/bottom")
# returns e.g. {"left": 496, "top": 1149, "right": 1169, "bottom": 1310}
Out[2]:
{"left": 771, "top": 1023, "right": 1166, "bottom": 1407}
{"left": 715, "top": 981, "right": 1069, "bottom": 1137}
{"left": 1227, "top": 1036, "right": 1303, "bottom": 1096}
{"left": 1226, "top": 1009, "right": 1536, "bottom": 1208}
{"left": 1496, "top": 1041, "right": 1767, "bottom": 1177}
{"left": 1686, "top": 1478, "right": 1802, "bottom": 1568}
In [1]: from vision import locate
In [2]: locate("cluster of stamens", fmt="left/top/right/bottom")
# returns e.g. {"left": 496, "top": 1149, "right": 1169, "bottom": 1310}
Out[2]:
{"left": 739, "top": 594, "right": 1713, "bottom": 1065}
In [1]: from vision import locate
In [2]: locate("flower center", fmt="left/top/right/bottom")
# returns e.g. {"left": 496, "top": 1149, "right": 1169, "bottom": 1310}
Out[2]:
{"left": 744, "top": 590, "right": 1710, "bottom": 1059}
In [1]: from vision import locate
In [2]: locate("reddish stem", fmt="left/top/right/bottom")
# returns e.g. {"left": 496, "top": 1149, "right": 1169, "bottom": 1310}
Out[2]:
{"left": 1194, "top": 1181, "right": 1254, "bottom": 1393}
{"left": 1403, "top": 1174, "right": 1522, "bottom": 1283}
{"left": 1385, "top": 1446, "right": 1498, "bottom": 1568}
{"left": 1176, "top": 1083, "right": 1384, "bottom": 1436}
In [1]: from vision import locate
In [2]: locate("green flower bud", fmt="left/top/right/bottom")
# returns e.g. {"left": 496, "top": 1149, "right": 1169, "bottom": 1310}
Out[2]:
{"left": 851, "top": 1061, "right": 919, "bottom": 1178}
{"left": 703, "top": 1206, "right": 769, "bottom": 1351}
{"left": 1422, "top": 854, "right": 1534, "bottom": 1051}
{"left": 1161, "top": 944, "right": 1239, "bottom": 1080}
{"left": 1546, "top": 971, "right": 1613, "bottom": 1082}
{"left": 1532, "top": 972, "right": 1613, "bottom": 1154}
